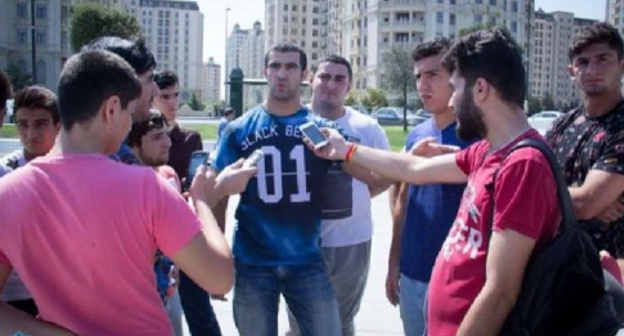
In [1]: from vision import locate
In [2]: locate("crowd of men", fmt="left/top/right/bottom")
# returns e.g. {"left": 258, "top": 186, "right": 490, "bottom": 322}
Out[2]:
{"left": 0, "top": 21, "right": 623, "bottom": 336}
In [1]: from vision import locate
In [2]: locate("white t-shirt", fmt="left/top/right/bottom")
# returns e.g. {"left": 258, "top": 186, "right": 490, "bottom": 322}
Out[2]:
{"left": 319, "top": 108, "right": 391, "bottom": 247}
{"left": 0, "top": 150, "right": 31, "bottom": 302}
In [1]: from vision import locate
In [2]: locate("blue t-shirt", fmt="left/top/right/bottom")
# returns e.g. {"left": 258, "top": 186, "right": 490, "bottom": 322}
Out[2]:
{"left": 213, "top": 105, "right": 333, "bottom": 265}
{"left": 401, "top": 119, "right": 474, "bottom": 282}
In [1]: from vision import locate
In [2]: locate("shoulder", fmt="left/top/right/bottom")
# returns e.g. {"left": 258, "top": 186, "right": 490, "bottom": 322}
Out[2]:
{"left": 406, "top": 119, "right": 434, "bottom": 143}
{"left": 0, "top": 150, "right": 24, "bottom": 171}
{"left": 179, "top": 127, "right": 202, "bottom": 140}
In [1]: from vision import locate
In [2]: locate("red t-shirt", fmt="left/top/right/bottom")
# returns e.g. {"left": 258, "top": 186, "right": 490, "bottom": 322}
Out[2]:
{"left": 427, "top": 129, "right": 559, "bottom": 336}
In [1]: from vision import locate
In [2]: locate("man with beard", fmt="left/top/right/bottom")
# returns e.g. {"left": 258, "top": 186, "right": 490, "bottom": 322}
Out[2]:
{"left": 546, "top": 23, "right": 624, "bottom": 283}
{"left": 82, "top": 37, "right": 160, "bottom": 165}
{"left": 305, "top": 28, "right": 559, "bottom": 336}
{"left": 386, "top": 38, "right": 475, "bottom": 336}
{"left": 212, "top": 43, "right": 341, "bottom": 336}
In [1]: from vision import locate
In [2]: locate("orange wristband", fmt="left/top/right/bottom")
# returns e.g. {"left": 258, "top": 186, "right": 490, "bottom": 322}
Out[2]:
{"left": 345, "top": 143, "right": 358, "bottom": 163}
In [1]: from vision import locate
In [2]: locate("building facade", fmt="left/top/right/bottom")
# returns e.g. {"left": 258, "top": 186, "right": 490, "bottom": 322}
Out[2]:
{"left": 202, "top": 57, "right": 221, "bottom": 105}
{"left": 240, "top": 22, "right": 266, "bottom": 110}
{"left": 607, "top": 0, "right": 624, "bottom": 35}
{"left": 0, "top": 0, "right": 72, "bottom": 90}
{"left": 530, "top": 9, "right": 597, "bottom": 109}
{"left": 131, "top": 0, "right": 204, "bottom": 101}
{"left": 225, "top": 23, "right": 249, "bottom": 102}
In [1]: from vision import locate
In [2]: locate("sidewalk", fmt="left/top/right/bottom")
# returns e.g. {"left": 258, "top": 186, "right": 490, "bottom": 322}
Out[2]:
{"left": 183, "top": 192, "right": 404, "bottom": 335}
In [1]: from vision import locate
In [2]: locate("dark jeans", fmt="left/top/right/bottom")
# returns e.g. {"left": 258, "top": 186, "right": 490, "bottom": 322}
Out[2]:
{"left": 178, "top": 271, "right": 221, "bottom": 336}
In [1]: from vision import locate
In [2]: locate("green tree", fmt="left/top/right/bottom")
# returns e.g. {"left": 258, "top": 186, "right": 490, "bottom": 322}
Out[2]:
{"left": 383, "top": 44, "right": 414, "bottom": 132}
{"left": 187, "top": 93, "right": 206, "bottom": 111}
{"left": 458, "top": 23, "right": 495, "bottom": 37}
{"left": 344, "top": 91, "right": 359, "bottom": 106}
{"left": 526, "top": 95, "right": 542, "bottom": 115}
{"left": 361, "top": 88, "right": 388, "bottom": 113}
{"left": 70, "top": 2, "right": 142, "bottom": 51}
{"left": 4, "top": 63, "right": 32, "bottom": 91}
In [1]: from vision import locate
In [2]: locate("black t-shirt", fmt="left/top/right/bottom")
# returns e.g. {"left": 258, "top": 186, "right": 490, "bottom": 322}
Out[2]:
{"left": 546, "top": 101, "right": 624, "bottom": 258}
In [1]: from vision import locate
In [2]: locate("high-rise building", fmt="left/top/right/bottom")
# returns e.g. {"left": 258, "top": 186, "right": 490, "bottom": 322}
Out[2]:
{"left": 607, "top": 0, "right": 624, "bottom": 35}
{"left": 0, "top": 0, "right": 72, "bottom": 90}
{"left": 202, "top": 57, "right": 221, "bottom": 105}
{"left": 342, "top": 0, "right": 534, "bottom": 91}
{"left": 264, "top": 0, "right": 327, "bottom": 65}
{"left": 133, "top": 0, "right": 204, "bottom": 101}
{"left": 225, "top": 23, "right": 249, "bottom": 102}
{"left": 530, "top": 9, "right": 597, "bottom": 109}
{"left": 240, "top": 22, "right": 266, "bottom": 110}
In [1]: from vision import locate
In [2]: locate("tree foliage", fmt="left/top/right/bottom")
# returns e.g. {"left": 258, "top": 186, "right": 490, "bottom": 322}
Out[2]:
{"left": 187, "top": 93, "right": 206, "bottom": 111}
{"left": 541, "top": 93, "right": 556, "bottom": 111}
{"left": 361, "top": 88, "right": 388, "bottom": 112}
{"left": 526, "top": 95, "right": 542, "bottom": 115}
{"left": 4, "top": 63, "right": 32, "bottom": 92}
{"left": 383, "top": 44, "right": 414, "bottom": 132}
{"left": 344, "top": 91, "right": 359, "bottom": 106}
{"left": 70, "top": 2, "right": 142, "bottom": 51}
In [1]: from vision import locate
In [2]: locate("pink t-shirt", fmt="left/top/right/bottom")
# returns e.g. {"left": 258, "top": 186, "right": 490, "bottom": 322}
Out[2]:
{"left": 0, "top": 153, "right": 201, "bottom": 335}
{"left": 427, "top": 129, "right": 559, "bottom": 336}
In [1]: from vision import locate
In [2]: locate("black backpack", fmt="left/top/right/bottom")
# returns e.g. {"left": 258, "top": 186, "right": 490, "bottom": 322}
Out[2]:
{"left": 487, "top": 139, "right": 622, "bottom": 336}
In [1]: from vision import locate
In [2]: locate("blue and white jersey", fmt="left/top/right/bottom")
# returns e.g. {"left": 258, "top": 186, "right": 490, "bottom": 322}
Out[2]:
{"left": 213, "top": 105, "right": 334, "bottom": 265}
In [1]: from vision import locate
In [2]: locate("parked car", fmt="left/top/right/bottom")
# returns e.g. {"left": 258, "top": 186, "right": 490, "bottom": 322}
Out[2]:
{"left": 371, "top": 107, "right": 427, "bottom": 126}
{"left": 347, "top": 105, "right": 370, "bottom": 114}
{"left": 415, "top": 109, "right": 432, "bottom": 119}
{"left": 528, "top": 110, "right": 564, "bottom": 135}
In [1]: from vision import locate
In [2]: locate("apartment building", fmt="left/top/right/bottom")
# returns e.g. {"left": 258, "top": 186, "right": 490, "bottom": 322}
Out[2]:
{"left": 202, "top": 57, "right": 221, "bottom": 104}
{"left": 530, "top": 9, "right": 597, "bottom": 108}
{"left": 130, "top": 0, "right": 204, "bottom": 100}
{"left": 0, "top": 0, "right": 72, "bottom": 90}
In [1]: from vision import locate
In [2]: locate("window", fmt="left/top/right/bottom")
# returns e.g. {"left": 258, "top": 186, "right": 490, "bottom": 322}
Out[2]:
{"left": 436, "top": 12, "right": 443, "bottom": 24}
{"left": 312, "top": 41, "right": 318, "bottom": 48}
{"left": 489, "top": 0, "right": 496, "bottom": 5}
{"left": 476, "top": 0, "right": 482, "bottom": 3}
{"left": 313, "top": 18, "right": 318, "bottom": 25}
{"left": 35, "top": 3, "right": 47, "bottom": 19}
{"left": 511, "top": 21, "right": 518, "bottom": 33}
{"left": 313, "top": 29, "right": 318, "bottom": 36}
{"left": 313, "top": 7, "right": 319, "bottom": 13}
{"left": 284, "top": 4, "right": 288, "bottom": 10}
{"left": 17, "top": 29, "right": 27, "bottom": 44}
{"left": 450, "top": 13, "right": 456, "bottom": 25}
{"left": 475, "top": 14, "right": 482, "bottom": 24}
{"left": 17, "top": 3, "right": 27, "bottom": 18}
{"left": 511, "top": 0, "right": 518, "bottom": 12}
{"left": 450, "top": 0, "right": 456, "bottom": 4}
{"left": 36, "top": 30, "right": 46, "bottom": 44}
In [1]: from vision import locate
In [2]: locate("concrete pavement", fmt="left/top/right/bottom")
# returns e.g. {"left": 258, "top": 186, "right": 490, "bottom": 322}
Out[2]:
{"left": 184, "top": 192, "right": 404, "bottom": 336}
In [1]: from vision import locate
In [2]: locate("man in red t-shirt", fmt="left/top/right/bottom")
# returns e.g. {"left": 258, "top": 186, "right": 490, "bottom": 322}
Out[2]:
{"left": 306, "top": 28, "right": 560, "bottom": 336}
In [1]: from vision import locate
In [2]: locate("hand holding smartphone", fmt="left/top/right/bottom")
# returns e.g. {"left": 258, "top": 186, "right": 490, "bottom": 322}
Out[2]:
{"left": 299, "top": 121, "right": 328, "bottom": 149}
{"left": 184, "top": 150, "right": 209, "bottom": 191}
{"left": 243, "top": 149, "right": 264, "bottom": 168}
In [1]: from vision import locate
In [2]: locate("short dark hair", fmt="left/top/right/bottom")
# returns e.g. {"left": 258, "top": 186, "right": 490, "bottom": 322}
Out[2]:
{"left": 127, "top": 110, "right": 168, "bottom": 147}
{"left": 57, "top": 50, "right": 142, "bottom": 131}
{"left": 13, "top": 86, "right": 60, "bottom": 124}
{"left": 223, "top": 107, "right": 234, "bottom": 116}
{"left": 569, "top": 22, "right": 624, "bottom": 61}
{"left": 0, "top": 69, "right": 12, "bottom": 110}
{"left": 154, "top": 70, "right": 179, "bottom": 90}
{"left": 442, "top": 27, "right": 526, "bottom": 108}
{"left": 412, "top": 37, "right": 452, "bottom": 68}
{"left": 311, "top": 55, "right": 352, "bottom": 81}
{"left": 264, "top": 42, "right": 308, "bottom": 72}
{"left": 82, "top": 36, "right": 156, "bottom": 76}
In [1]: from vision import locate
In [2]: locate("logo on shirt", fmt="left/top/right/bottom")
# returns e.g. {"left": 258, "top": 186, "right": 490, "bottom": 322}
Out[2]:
{"left": 441, "top": 182, "right": 483, "bottom": 261}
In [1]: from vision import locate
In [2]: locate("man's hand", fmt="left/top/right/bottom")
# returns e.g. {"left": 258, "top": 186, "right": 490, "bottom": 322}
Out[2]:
{"left": 409, "top": 137, "right": 461, "bottom": 157}
{"left": 303, "top": 128, "right": 350, "bottom": 160}
{"left": 189, "top": 160, "right": 256, "bottom": 207}
{"left": 596, "top": 197, "right": 624, "bottom": 224}
{"left": 385, "top": 262, "right": 400, "bottom": 306}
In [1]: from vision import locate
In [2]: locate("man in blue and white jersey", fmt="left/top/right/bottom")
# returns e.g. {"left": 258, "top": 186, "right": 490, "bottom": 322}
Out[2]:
{"left": 212, "top": 43, "right": 341, "bottom": 336}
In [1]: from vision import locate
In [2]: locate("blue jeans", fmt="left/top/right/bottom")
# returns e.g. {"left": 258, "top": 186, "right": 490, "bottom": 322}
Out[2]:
{"left": 178, "top": 271, "right": 221, "bottom": 336}
{"left": 233, "top": 261, "right": 341, "bottom": 336}
{"left": 399, "top": 274, "right": 428, "bottom": 336}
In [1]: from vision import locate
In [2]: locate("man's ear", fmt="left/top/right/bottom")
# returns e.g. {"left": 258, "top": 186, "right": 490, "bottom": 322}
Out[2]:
{"left": 101, "top": 95, "right": 121, "bottom": 123}
{"left": 473, "top": 78, "right": 489, "bottom": 103}
{"left": 567, "top": 64, "right": 576, "bottom": 80}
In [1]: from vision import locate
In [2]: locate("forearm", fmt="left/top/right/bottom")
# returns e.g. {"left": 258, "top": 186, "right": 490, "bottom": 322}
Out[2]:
{"left": 350, "top": 145, "right": 425, "bottom": 185}
{"left": 569, "top": 187, "right": 599, "bottom": 220}
{"left": 0, "top": 302, "right": 74, "bottom": 335}
{"left": 389, "top": 184, "right": 408, "bottom": 266}
{"left": 341, "top": 162, "right": 393, "bottom": 197}
{"left": 457, "top": 286, "right": 515, "bottom": 336}
{"left": 194, "top": 198, "right": 231, "bottom": 258}
{"left": 212, "top": 197, "right": 229, "bottom": 233}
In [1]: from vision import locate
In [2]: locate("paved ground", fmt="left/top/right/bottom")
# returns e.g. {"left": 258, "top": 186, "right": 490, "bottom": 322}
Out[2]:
{"left": 183, "top": 192, "right": 404, "bottom": 336}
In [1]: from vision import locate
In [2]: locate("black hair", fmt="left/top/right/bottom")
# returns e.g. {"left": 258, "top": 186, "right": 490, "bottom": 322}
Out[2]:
{"left": 13, "top": 85, "right": 60, "bottom": 124}
{"left": 311, "top": 54, "right": 353, "bottom": 81}
{"left": 569, "top": 22, "right": 624, "bottom": 61}
{"left": 412, "top": 37, "right": 452, "bottom": 70}
{"left": 264, "top": 42, "right": 308, "bottom": 72}
{"left": 82, "top": 36, "right": 156, "bottom": 76}
{"left": 127, "top": 110, "right": 168, "bottom": 147}
{"left": 441, "top": 27, "right": 526, "bottom": 108}
{"left": 154, "top": 70, "right": 179, "bottom": 90}
{"left": 57, "top": 50, "right": 142, "bottom": 131}
{"left": 0, "top": 70, "right": 11, "bottom": 110}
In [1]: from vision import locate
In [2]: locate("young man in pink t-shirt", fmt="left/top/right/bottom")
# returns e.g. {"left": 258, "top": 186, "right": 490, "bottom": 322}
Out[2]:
{"left": 307, "top": 28, "right": 559, "bottom": 336}
{"left": 0, "top": 50, "right": 256, "bottom": 335}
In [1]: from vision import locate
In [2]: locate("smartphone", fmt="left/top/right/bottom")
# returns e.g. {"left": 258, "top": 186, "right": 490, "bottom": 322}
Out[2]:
{"left": 299, "top": 121, "right": 328, "bottom": 149}
{"left": 243, "top": 149, "right": 264, "bottom": 168}
{"left": 184, "top": 150, "right": 209, "bottom": 190}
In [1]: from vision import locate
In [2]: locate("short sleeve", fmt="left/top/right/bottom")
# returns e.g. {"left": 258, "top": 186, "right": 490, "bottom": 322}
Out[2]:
{"left": 212, "top": 124, "right": 241, "bottom": 172}
{"left": 493, "top": 148, "right": 558, "bottom": 240}
{"left": 145, "top": 172, "right": 202, "bottom": 257}
{"left": 592, "top": 130, "right": 624, "bottom": 176}
{"left": 369, "top": 124, "right": 391, "bottom": 151}
{"left": 455, "top": 140, "right": 487, "bottom": 176}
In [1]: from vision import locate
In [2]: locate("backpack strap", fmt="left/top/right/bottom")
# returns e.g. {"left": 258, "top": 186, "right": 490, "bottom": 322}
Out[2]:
{"left": 486, "top": 138, "right": 576, "bottom": 242}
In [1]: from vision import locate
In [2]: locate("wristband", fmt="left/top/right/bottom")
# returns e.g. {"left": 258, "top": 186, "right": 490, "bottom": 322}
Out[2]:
{"left": 345, "top": 143, "right": 358, "bottom": 163}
